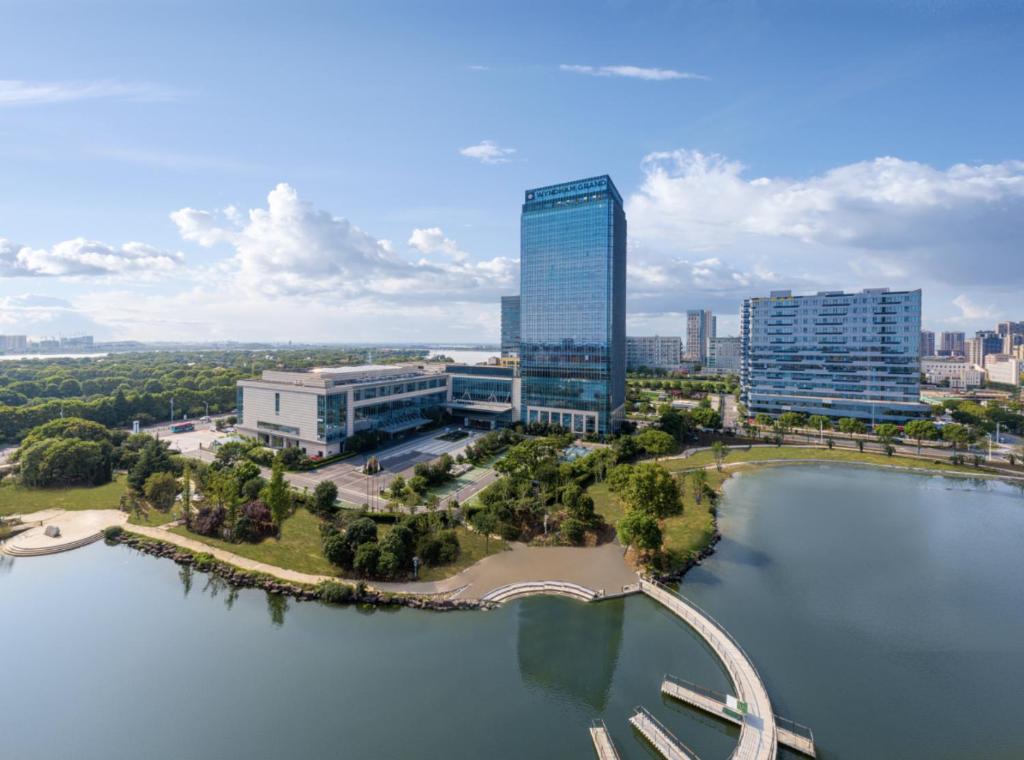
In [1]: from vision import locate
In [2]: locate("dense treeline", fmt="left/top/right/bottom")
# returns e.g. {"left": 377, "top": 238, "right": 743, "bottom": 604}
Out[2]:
{"left": 0, "top": 347, "right": 427, "bottom": 442}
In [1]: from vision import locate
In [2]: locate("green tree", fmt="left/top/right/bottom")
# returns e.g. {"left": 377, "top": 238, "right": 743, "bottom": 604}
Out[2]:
{"left": 838, "top": 418, "right": 866, "bottom": 439}
{"left": 474, "top": 511, "right": 498, "bottom": 553}
{"left": 636, "top": 428, "right": 675, "bottom": 457}
{"left": 18, "top": 438, "right": 111, "bottom": 487}
{"left": 127, "top": 437, "right": 173, "bottom": 493}
{"left": 806, "top": 415, "right": 832, "bottom": 434}
{"left": 263, "top": 461, "right": 291, "bottom": 529}
{"left": 942, "top": 423, "right": 972, "bottom": 452}
{"left": 621, "top": 462, "right": 681, "bottom": 517}
{"left": 345, "top": 517, "right": 378, "bottom": 548}
{"left": 181, "top": 462, "right": 193, "bottom": 527}
{"left": 659, "top": 407, "right": 694, "bottom": 442}
{"left": 617, "top": 510, "right": 662, "bottom": 555}
{"left": 904, "top": 419, "right": 938, "bottom": 454}
{"left": 691, "top": 406, "right": 722, "bottom": 430}
{"left": 690, "top": 468, "right": 708, "bottom": 504}
{"left": 710, "top": 441, "right": 728, "bottom": 472}
{"left": 312, "top": 480, "right": 339, "bottom": 516}
{"left": 353, "top": 542, "right": 380, "bottom": 577}
{"left": 144, "top": 471, "right": 179, "bottom": 511}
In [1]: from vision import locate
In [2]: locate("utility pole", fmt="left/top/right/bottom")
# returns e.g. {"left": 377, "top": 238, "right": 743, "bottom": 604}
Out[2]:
{"left": 170, "top": 398, "right": 175, "bottom": 423}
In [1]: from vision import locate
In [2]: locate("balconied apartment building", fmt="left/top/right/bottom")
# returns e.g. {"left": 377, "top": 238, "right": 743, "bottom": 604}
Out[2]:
{"left": 626, "top": 335, "right": 682, "bottom": 371}
{"left": 237, "top": 363, "right": 519, "bottom": 456}
{"left": 740, "top": 288, "right": 930, "bottom": 424}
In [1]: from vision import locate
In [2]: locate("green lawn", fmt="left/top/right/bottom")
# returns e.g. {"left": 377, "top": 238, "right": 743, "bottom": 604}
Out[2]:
{"left": 170, "top": 507, "right": 337, "bottom": 576}
{"left": 0, "top": 474, "right": 127, "bottom": 518}
{"left": 128, "top": 505, "right": 181, "bottom": 527}
{"left": 589, "top": 473, "right": 718, "bottom": 570}
{"left": 661, "top": 446, "right": 984, "bottom": 476}
{"left": 168, "top": 508, "right": 504, "bottom": 582}
{"left": 416, "top": 526, "right": 506, "bottom": 582}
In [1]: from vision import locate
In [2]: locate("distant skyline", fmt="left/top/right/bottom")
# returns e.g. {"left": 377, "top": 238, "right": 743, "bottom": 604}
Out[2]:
{"left": 1, "top": 1, "right": 1023, "bottom": 343}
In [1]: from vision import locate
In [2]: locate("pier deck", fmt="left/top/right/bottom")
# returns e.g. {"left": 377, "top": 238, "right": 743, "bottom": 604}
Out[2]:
{"left": 661, "top": 675, "right": 816, "bottom": 758}
{"left": 630, "top": 707, "right": 700, "bottom": 760}
{"left": 589, "top": 719, "right": 621, "bottom": 760}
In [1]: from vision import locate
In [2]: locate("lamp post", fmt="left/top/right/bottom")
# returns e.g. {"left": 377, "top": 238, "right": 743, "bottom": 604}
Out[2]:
{"left": 170, "top": 397, "right": 175, "bottom": 423}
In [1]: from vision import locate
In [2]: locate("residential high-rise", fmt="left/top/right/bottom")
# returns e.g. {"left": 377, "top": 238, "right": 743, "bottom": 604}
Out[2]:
{"left": 919, "top": 330, "right": 935, "bottom": 357}
{"left": 500, "top": 295, "right": 521, "bottom": 357}
{"left": 626, "top": 336, "right": 682, "bottom": 371}
{"left": 686, "top": 310, "right": 715, "bottom": 363}
{"left": 708, "top": 336, "right": 742, "bottom": 373}
{"left": 740, "top": 288, "right": 929, "bottom": 424}
{"left": 939, "top": 331, "right": 965, "bottom": 356}
{"left": 0, "top": 334, "right": 28, "bottom": 352}
{"left": 519, "top": 175, "right": 626, "bottom": 435}
{"left": 966, "top": 331, "right": 1002, "bottom": 366}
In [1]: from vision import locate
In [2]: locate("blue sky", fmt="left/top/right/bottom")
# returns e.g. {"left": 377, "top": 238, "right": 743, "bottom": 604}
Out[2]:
{"left": 1, "top": 0, "right": 1022, "bottom": 343}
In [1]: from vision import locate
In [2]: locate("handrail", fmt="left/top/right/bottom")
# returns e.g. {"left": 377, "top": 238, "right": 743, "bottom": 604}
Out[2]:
{"left": 663, "top": 673, "right": 733, "bottom": 708}
{"left": 631, "top": 706, "right": 700, "bottom": 759}
{"left": 774, "top": 714, "right": 814, "bottom": 743}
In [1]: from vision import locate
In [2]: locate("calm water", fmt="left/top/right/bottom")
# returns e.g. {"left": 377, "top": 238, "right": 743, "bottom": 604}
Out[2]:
{"left": 2, "top": 465, "right": 1023, "bottom": 759}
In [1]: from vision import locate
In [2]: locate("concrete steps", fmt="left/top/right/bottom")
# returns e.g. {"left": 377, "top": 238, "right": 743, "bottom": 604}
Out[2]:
{"left": 1, "top": 531, "right": 103, "bottom": 557}
{"left": 480, "top": 580, "right": 599, "bottom": 604}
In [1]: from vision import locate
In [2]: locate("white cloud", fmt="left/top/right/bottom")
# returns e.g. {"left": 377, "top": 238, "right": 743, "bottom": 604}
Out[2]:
{"left": 459, "top": 140, "right": 516, "bottom": 164}
{"left": 170, "top": 183, "right": 517, "bottom": 303}
{"left": 627, "top": 150, "right": 1024, "bottom": 300}
{"left": 559, "top": 64, "right": 707, "bottom": 81}
{"left": 408, "top": 227, "right": 468, "bottom": 262}
{"left": 0, "top": 237, "right": 183, "bottom": 278}
{"left": 0, "top": 294, "right": 105, "bottom": 338}
{"left": 0, "top": 79, "right": 179, "bottom": 107}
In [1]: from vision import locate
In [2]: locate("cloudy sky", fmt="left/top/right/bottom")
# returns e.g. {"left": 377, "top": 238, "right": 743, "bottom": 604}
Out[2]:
{"left": 1, "top": 1, "right": 1022, "bottom": 343}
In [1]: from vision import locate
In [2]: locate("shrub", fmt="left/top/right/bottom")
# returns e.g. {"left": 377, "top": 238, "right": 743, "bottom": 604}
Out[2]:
{"left": 416, "top": 530, "right": 461, "bottom": 566}
{"left": 323, "top": 532, "right": 354, "bottom": 569}
{"left": 345, "top": 517, "right": 378, "bottom": 548}
{"left": 144, "top": 471, "right": 179, "bottom": 511}
{"left": 103, "top": 525, "right": 123, "bottom": 540}
{"left": 316, "top": 581, "right": 354, "bottom": 605}
{"left": 560, "top": 517, "right": 586, "bottom": 545}
{"left": 234, "top": 500, "right": 274, "bottom": 542}
{"left": 193, "top": 505, "right": 226, "bottom": 537}
{"left": 353, "top": 542, "right": 380, "bottom": 577}
{"left": 312, "top": 480, "right": 339, "bottom": 516}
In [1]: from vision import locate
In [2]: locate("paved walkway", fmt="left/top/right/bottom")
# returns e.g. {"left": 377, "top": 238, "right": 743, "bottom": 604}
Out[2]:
{"left": 375, "top": 541, "right": 639, "bottom": 600}
{"left": 642, "top": 580, "right": 777, "bottom": 760}
{"left": 2, "top": 509, "right": 127, "bottom": 556}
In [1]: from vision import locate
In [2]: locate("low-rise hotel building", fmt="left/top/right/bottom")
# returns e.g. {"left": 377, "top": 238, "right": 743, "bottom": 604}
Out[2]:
{"left": 237, "top": 364, "right": 520, "bottom": 456}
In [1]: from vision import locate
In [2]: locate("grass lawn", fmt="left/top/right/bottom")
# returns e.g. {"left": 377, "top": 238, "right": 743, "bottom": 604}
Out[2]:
{"left": 128, "top": 504, "right": 183, "bottom": 527}
{"left": 416, "top": 526, "right": 506, "bottom": 582}
{"left": 170, "top": 507, "right": 337, "bottom": 576}
{"left": 589, "top": 473, "right": 718, "bottom": 571}
{"left": 0, "top": 474, "right": 127, "bottom": 518}
{"left": 661, "top": 445, "right": 984, "bottom": 476}
{"left": 168, "top": 508, "right": 504, "bottom": 582}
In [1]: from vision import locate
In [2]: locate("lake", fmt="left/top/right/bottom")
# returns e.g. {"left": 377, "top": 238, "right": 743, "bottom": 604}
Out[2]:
{"left": 2, "top": 465, "right": 1022, "bottom": 758}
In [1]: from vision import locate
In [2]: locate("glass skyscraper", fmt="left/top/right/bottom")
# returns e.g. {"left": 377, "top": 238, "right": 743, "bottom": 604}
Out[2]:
{"left": 519, "top": 175, "right": 626, "bottom": 435}
{"left": 500, "top": 295, "right": 520, "bottom": 357}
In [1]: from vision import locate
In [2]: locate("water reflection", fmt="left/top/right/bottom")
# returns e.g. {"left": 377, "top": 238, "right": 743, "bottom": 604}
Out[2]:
{"left": 267, "top": 592, "right": 289, "bottom": 627}
{"left": 515, "top": 596, "right": 623, "bottom": 710}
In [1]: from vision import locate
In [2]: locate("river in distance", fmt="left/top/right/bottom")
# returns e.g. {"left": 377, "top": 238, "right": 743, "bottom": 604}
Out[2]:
{"left": 2, "top": 464, "right": 1022, "bottom": 759}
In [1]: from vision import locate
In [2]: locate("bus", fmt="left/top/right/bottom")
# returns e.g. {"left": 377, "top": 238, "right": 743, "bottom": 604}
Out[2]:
{"left": 169, "top": 422, "right": 195, "bottom": 434}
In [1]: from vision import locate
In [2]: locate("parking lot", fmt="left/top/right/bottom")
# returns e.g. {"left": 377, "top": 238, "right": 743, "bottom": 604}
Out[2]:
{"left": 282, "top": 427, "right": 490, "bottom": 509}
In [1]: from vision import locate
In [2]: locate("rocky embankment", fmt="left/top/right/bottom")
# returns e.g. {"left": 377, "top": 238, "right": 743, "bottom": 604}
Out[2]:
{"left": 110, "top": 530, "right": 493, "bottom": 611}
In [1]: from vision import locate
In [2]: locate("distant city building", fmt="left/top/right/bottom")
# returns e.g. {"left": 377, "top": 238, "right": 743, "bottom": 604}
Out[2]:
{"left": 500, "top": 295, "right": 520, "bottom": 358}
{"left": 996, "top": 320, "right": 1024, "bottom": 338}
{"left": 707, "top": 336, "right": 741, "bottom": 373}
{"left": 740, "top": 288, "right": 929, "bottom": 424}
{"left": 0, "top": 334, "right": 28, "bottom": 352}
{"left": 626, "top": 335, "right": 682, "bottom": 371}
{"left": 919, "top": 330, "right": 935, "bottom": 357}
{"left": 938, "top": 331, "right": 965, "bottom": 357}
{"left": 519, "top": 175, "right": 626, "bottom": 435}
{"left": 686, "top": 309, "right": 715, "bottom": 363}
{"left": 984, "top": 354, "right": 1021, "bottom": 387}
{"left": 59, "top": 335, "right": 94, "bottom": 348}
{"left": 236, "top": 364, "right": 519, "bottom": 455}
{"left": 920, "top": 357, "right": 983, "bottom": 390}
{"left": 966, "top": 331, "right": 1002, "bottom": 366}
